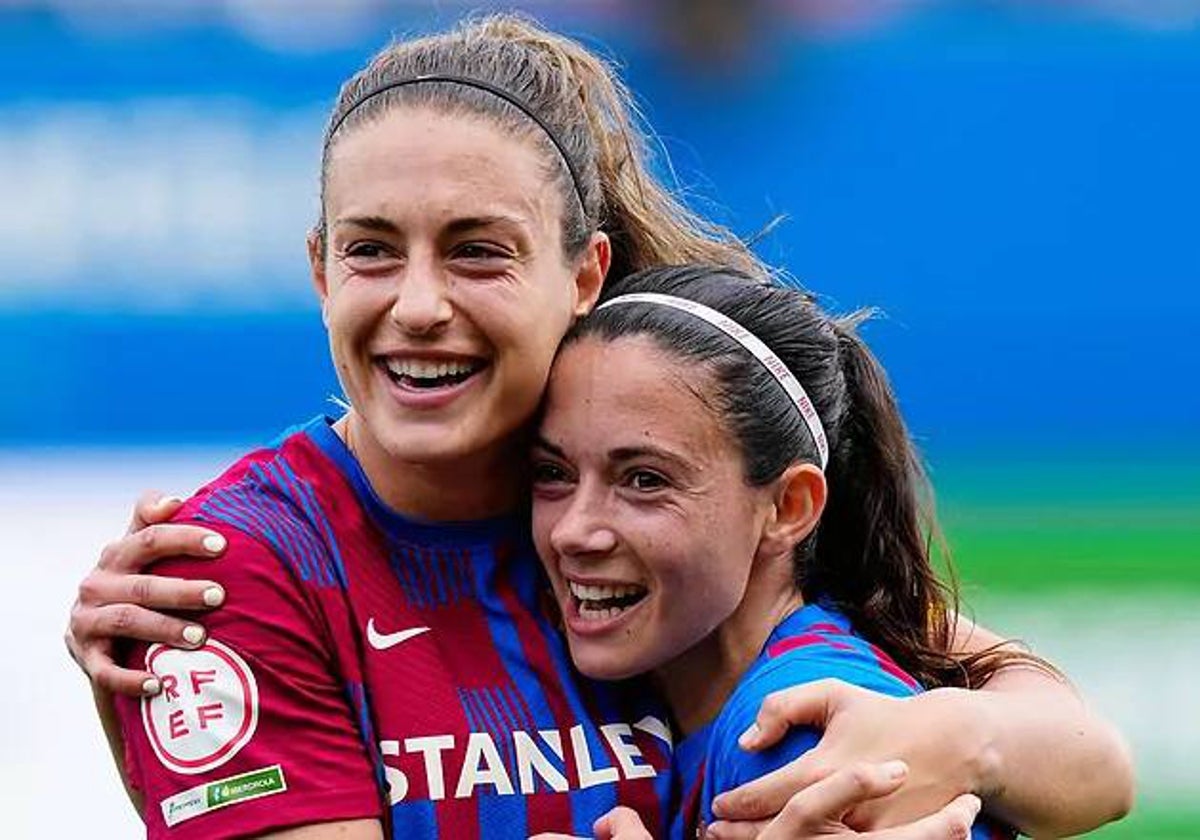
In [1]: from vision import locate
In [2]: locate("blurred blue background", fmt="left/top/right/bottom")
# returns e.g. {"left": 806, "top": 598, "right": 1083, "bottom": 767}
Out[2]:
{"left": 3, "top": 0, "right": 1199, "bottom": 453}
{"left": 2, "top": 1, "right": 1196, "bottom": 836}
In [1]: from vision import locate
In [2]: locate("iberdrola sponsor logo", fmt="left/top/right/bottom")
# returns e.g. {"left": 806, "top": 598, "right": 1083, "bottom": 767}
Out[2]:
{"left": 161, "top": 765, "right": 287, "bottom": 826}
{"left": 206, "top": 765, "right": 285, "bottom": 806}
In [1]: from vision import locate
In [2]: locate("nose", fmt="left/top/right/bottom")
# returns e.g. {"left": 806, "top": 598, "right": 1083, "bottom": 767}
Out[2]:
{"left": 390, "top": 255, "right": 453, "bottom": 336}
{"left": 549, "top": 481, "right": 618, "bottom": 559}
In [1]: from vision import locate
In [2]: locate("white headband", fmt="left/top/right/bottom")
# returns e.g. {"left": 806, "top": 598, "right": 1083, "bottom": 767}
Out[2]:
{"left": 596, "top": 292, "right": 829, "bottom": 469}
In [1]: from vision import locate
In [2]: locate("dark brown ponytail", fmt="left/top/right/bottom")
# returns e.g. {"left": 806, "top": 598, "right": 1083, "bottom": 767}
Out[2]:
{"left": 804, "top": 317, "right": 962, "bottom": 686}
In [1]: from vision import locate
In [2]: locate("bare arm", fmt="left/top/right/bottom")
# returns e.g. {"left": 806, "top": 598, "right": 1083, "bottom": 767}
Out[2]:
{"left": 92, "top": 680, "right": 145, "bottom": 815}
{"left": 77, "top": 495, "right": 387, "bottom": 835}
{"left": 536, "top": 777, "right": 980, "bottom": 840}
{"left": 947, "top": 617, "right": 1135, "bottom": 835}
{"left": 66, "top": 492, "right": 227, "bottom": 811}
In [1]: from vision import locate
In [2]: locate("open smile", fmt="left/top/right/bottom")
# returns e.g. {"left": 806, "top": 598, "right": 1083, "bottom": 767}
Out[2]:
{"left": 374, "top": 354, "right": 490, "bottom": 408}
{"left": 564, "top": 579, "right": 649, "bottom": 633}
{"left": 379, "top": 356, "right": 487, "bottom": 390}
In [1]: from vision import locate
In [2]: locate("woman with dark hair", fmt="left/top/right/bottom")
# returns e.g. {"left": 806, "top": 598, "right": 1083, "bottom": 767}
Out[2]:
{"left": 529, "top": 264, "right": 1122, "bottom": 837}
{"left": 64, "top": 13, "right": 1131, "bottom": 840}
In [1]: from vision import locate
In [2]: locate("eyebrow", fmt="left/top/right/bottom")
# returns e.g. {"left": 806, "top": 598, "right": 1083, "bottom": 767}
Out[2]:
{"left": 333, "top": 215, "right": 401, "bottom": 235}
{"left": 609, "top": 445, "right": 695, "bottom": 473}
{"left": 444, "top": 215, "right": 528, "bottom": 235}
{"left": 333, "top": 214, "right": 529, "bottom": 237}
{"left": 532, "top": 436, "right": 567, "bottom": 459}
{"left": 533, "top": 436, "right": 696, "bottom": 473}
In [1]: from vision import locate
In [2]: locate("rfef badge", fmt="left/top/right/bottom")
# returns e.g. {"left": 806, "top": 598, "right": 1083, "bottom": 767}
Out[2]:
{"left": 141, "top": 639, "right": 260, "bottom": 775}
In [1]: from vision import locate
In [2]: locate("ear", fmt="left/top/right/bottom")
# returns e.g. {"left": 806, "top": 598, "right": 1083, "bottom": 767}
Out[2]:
{"left": 758, "top": 463, "right": 826, "bottom": 558}
{"left": 307, "top": 228, "right": 330, "bottom": 326}
{"left": 572, "top": 231, "right": 611, "bottom": 318}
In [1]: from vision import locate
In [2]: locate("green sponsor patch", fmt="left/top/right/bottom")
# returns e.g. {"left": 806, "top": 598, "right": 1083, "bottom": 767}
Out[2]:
{"left": 207, "top": 765, "right": 286, "bottom": 807}
{"left": 161, "top": 765, "right": 287, "bottom": 826}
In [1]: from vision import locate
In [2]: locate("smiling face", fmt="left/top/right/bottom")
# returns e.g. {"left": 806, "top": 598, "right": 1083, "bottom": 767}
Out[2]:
{"left": 312, "top": 108, "right": 607, "bottom": 503}
{"left": 531, "top": 335, "right": 783, "bottom": 681}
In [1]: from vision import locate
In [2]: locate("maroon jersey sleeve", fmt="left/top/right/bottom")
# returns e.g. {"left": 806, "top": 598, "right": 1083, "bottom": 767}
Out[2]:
{"left": 115, "top": 524, "right": 383, "bottom": 838}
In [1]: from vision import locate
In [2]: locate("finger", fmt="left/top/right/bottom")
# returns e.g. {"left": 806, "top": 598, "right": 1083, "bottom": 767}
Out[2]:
{"left": 752, "top": 762, "right": 909, "bottom": 839}
{"left": 76, "top": 602, "right": 208, "bottom": 650}
{"left": 702, "top": 818, "right": 769, "bottom": 839}
{"left": 738, "top": 679, "right": 849, "bottom": 752}
{"left": 81, "top": 646, "right": 164, "bottom": 698}
{"left": 862, "top": 794, "right": 981, "bottom": 840}
{"left": 710, "top": 752, "right": 832, "bottom": 821}
{"left": 63, "top": 624, "right": 87, "bottom": 673}
{"left": 98, "top": 524, "right": 227, "bottom": 573}
{"left": 594, "top": 806, "right": 651, "bottom": 840}
{"left": 79, "top": 569, "right": 225, "bottom": 612}
{"left": 128, "top": 490, "right": 186, "bottom": 533}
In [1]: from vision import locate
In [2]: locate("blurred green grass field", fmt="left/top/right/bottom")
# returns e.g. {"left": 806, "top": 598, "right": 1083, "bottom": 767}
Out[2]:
{"left": 934, "top": 455, "right": 1199, "bottom": 837}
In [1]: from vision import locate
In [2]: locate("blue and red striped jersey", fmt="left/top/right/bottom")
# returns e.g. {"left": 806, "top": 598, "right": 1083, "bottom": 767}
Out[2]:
{"left": 116, "top": 416, "right": 674, "bottom": 838}
{"left": 675, "top": 603, "right": 1014, "bottom": 840}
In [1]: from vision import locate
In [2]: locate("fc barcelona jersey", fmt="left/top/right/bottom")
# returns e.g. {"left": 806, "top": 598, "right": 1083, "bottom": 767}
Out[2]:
{"left": 116, "top": 415, "right": 674, "bottom": 838}
{"left": 673, "top": 603, "right": 1014, "bottom": 840}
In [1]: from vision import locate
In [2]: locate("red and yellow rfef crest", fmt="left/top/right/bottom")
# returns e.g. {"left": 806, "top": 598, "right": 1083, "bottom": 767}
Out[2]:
{"left": 141, "top": 639, "right": 260, "bottom": 775}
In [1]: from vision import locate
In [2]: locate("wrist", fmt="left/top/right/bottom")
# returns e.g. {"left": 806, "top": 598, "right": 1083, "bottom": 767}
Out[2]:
{"left": 928, "top": 686, "right": 1004, "bottom": 799}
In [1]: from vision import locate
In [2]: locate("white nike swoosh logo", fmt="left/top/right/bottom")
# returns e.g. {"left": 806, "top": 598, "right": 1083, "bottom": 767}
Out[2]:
{"left": 366, "top": 618, "right": 431, "bottom": 651}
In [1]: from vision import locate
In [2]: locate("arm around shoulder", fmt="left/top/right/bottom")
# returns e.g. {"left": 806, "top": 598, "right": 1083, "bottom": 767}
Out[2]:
{"left": 113, "top": 525, "right": 384, "bottom": 839}
{"left": 950, "top": 616, "right": 1135, "bottom": 836}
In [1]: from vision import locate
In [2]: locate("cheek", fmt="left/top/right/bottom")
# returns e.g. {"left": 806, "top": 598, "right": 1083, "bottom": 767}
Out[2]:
{"left": 667, "top": 564, "right": 745, "bottom": 621}
{"left": 485, "top": 306, "right": 569, "bottom": 411}
{"left": 481, "top": 277, "right": 574, "bottom": 349}
{"left": 530, "top": 500, "right": 558, "bottom": 564}
{"left": 325, "top": 281, "right": 379, "bottom": 342}
{"left": 649, "top": 533, "right": 751, "bottom": 628}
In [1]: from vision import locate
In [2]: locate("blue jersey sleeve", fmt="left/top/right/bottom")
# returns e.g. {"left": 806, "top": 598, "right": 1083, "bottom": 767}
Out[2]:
{"left": 700, "top": 645, "right": 918, "bottom": 826}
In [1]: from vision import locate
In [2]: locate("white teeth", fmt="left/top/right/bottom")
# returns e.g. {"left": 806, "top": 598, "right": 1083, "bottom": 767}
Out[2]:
{"left": 568, "top": 581, "right": 643, "bottom": 601}
{"left": 577, "top": 603, "right": 623, "bottom": 622}
{"left": 384, "top": 358, "right": 477, "bottom": 379}
{"left": 567, "top": 580, "right": 646, "bottom": 622}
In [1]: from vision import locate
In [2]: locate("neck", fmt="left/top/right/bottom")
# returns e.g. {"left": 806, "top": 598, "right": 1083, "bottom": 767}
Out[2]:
{"left": 336, "top": 413, "right": 530, "bottom": 521}
{"left": 654, "top": 558, "right": 802, "bottom": 737}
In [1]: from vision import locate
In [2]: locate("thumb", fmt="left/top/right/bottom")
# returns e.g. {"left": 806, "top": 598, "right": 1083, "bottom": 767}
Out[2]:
{"left": 128, "top": 490, "right": 184, "bottom": 533}
{"left": 595, "top": 806, "right": 650, "bottom": 839}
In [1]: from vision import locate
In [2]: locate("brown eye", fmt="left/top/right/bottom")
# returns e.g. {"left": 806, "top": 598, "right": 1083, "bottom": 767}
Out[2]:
{"left": 449, "top": 242, "right": 516, "bottom": 276}
{"left": 532, "top": 460, "right": 572, "bottom": 487}
{"left": 341, "top": 241, "right": 400, "bottom": 274}
{"left": 346, "top": 242, "right": 387, "bottom": 258}
{"left": 626, "top": 469, "right": 668, "bottom": 492}
{"left": 454, "top": 243, "right": 505, "bottom": 260}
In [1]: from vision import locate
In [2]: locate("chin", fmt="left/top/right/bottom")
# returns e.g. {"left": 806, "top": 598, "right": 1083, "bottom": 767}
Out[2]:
{"left": 376, "top": 420, "right": 481, "bottom": 464}
{"left": 570, "top": 645, "right": 648, "bottom": 683}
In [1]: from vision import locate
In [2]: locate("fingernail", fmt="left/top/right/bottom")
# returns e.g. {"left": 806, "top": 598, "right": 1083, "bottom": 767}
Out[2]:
{"left": 966, "top": 794, "right": 983, "bottom": 816}
{"left": 202, "top": 533, "right": 227, "bottom": 554}
{"left": 737, "top": 722, "right": 760, "bottom": 749}
{"left": 202, "top": 585, "right": 225, "bottom": 607}
{"left": 182, "top": 625, "right": 205, "bottom": 646}
{"left": 159, "top": 495, "right": 184, "bottom": 509}
{"left": 881, "top": 759, "right": 908, "bottom": 780}
{"left": 142, "top": 678, "right": 161, "bottom": 696}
